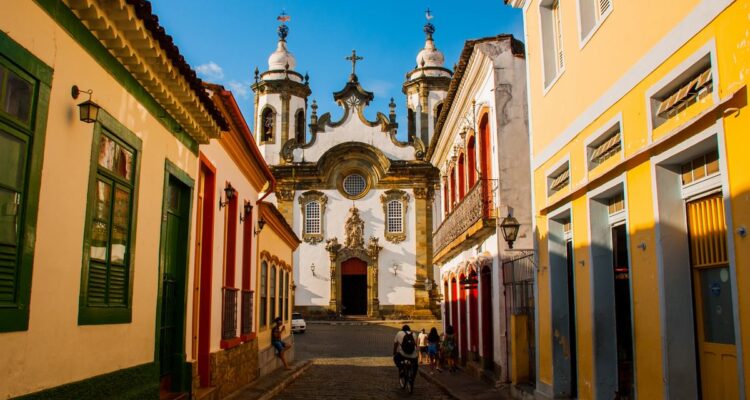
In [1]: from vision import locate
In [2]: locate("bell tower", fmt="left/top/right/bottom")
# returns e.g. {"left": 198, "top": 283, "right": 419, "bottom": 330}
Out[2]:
{"left": 402, "top": 10, "right": 452, "bottom": 149}
{"left": 252, "top": 13, "right": 311, "bottom": 166}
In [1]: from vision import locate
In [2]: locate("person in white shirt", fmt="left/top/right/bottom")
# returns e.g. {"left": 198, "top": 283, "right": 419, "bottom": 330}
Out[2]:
{"left": 393, "top": 324, "right": 419, "bottom": 378}
{"left": 417, "top": 328, "right": 428, "bottom": 364}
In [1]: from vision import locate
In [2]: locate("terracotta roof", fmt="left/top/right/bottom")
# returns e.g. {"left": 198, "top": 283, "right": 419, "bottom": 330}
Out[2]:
{"left": 426, "top": 35, "right": 524, "bottom": 160}
{"left": 125, "top": 0, "right": 228, "bottom": 131}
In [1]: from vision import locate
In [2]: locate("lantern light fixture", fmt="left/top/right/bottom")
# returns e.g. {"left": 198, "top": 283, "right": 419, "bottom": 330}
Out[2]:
{"left": 392, "top": 263, "right": 400, "bottom": 276}
{"left": 500, "top": 213, "right": 521, "bottom": 249}
{"left": 254, "top": 216, "right": 266, "bottom": 236}
{"left": 219, "top": 183, "right": 236, "bottom": 209}
{"left": 239, "top": 200, "right": 252, "bottom": 223}
{"left": 310, "top": 263, "right": 316, "bottom": 276}
{"left": 71, "top": 85, "right": 101, "bottom": 123}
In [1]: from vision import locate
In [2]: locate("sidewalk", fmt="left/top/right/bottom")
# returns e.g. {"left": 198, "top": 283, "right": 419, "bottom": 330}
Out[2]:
{"left": 419, "top": 365, "right": 514, "bottom": 400}
{"left": 225, "top": 360, "right": 312, "bottom": 400}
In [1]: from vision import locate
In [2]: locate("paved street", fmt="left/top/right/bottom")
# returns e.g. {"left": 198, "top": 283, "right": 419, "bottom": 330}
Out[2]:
{"left": 272, "top": 322, "right": 453, "bottom": 399}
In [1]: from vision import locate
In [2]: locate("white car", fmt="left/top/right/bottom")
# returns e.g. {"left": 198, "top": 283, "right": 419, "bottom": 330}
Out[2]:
{"left": 291, "top": 312, "right": 306, "bottom": 333}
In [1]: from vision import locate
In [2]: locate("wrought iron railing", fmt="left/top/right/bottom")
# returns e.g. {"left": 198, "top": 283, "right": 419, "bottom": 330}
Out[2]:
{"left": 241, "top": 289, "right": 254, "bottom": 336}
{"left": 502, "top": 250, "right": 535, "bottom": 315}
{"left": 221, "top": 287, "right": 239, "bottom": 340}
{"left": 433, "top": 178, "right": 498, "bottom": 255}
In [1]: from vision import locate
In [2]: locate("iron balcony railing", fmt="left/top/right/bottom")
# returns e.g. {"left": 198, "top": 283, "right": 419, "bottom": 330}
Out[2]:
{"left": 221, "top": 287, "right": 239, "bottom": 340}
{"left": 433, "top": 178, "right": 498, "bottom": 257}
{"left": 241, "top": 289, "right": 254, "bottom": 336}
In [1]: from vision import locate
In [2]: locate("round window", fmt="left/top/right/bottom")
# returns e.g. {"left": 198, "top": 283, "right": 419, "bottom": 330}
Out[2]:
{"left": 342, "top": 174, "right": 367, "bottom": 197}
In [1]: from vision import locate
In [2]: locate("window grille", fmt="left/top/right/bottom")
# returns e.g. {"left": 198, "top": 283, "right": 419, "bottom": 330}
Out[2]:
{"left": 681, "top": 150, "right": 720, "bottom": 185}
{"left": 589, "top": 131, "right": 621, "bottom": 165}
{"left": 552, "top": 0, "right": 564, "bottom": 71}
{"left": 305, "top": 201, "right": 321, "bottom": 234}
{"left": 656, "top": 68, "right": 713, "bottom": 118}
{"left": 608, "top": 192, "right": 625, "bottom": 215}
{"left": 598, "top": 0, "right": 611, "bottom": 18}
{"left": 549, "top": 169, "right": 570, "bottom": 192}
{"left": 343, "top": 174, "right": 366, "bottom": 197}
{"left": 387, "top": 200, "right": 403, "bottom": 233}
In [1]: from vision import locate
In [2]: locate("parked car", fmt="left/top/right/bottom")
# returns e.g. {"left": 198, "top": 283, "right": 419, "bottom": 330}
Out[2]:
{"left": 291, "top": 312, "right": 306, "bottom": 333}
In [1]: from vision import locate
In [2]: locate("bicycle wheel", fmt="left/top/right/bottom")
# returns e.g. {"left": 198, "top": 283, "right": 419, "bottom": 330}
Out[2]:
{"left": 406, "top": 369, "right": 414, "bottom": 394}
{"left": 399, "top": 367, "right": 406, "bottom": 389}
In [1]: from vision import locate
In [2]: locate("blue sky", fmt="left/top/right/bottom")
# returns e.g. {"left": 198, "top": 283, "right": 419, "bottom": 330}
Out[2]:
{"left": 150, "top": 1, "right": 523, "bottom": 140}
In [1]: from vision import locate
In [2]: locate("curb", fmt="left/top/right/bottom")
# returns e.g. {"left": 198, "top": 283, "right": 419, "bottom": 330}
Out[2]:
{"left": 256, "top": 360, "right": 313, "bottom": 400}
{"left": 418, "top": 369, "right": 461, "bottom": 400}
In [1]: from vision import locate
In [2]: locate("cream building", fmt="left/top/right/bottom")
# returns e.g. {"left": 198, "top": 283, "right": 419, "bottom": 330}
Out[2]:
{"left": 253, "top": 18, "right": 450, "bottom": 318}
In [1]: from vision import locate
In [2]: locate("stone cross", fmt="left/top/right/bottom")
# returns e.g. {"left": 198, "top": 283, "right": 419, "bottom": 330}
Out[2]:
{"left": 346, "top": 49, "right": 363, "bottom": 77}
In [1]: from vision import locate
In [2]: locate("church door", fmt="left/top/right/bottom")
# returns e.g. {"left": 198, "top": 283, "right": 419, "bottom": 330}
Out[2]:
{"left": 341, "top": 258, "right": 367, "bottom": 315}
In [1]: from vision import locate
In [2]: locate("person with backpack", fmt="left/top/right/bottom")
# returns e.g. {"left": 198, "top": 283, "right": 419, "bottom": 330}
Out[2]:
{"left": 393, "top": 324, "right": 419, "bottom": 380}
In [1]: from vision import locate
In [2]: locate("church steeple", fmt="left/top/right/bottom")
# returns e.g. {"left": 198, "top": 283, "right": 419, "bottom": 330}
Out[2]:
{"left": 252, "top": 12, "right": 311, "bottom": 166}
{"left": 403, "top": 9, "right": 452, "bottom": 149}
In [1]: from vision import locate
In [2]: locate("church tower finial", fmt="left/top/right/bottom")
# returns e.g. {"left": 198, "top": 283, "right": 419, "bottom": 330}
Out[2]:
{"left": 277, "top": 11, "right": 290, "bottom": 41}
{"left": 424, "top": 8, "right": 435, "bottom": 40}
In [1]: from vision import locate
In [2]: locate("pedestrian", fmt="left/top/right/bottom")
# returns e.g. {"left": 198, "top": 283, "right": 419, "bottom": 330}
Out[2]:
{"left": 417, "top": 328, "right": 428, "bottom": 364}
{"left": 271, "top": 317, "right": 292, "bottom": 370}
{"left": 442, "top": 324, "right": 457, "bottom": 372}
{"left": 427, "top": 327, "right": 441, "bottom": 372}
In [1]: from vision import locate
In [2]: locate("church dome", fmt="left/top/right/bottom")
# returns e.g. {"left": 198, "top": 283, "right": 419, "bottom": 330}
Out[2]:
{"left": 268, "top": 40, "right": 296, "bottom": 71}
{"left": 416, "top": 37, "right": 445, "bottom": 68}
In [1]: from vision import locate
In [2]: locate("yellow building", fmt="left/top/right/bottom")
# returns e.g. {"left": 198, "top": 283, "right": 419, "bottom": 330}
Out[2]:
{"left": 506, "top": 0, "right": 750, "bottom": 398}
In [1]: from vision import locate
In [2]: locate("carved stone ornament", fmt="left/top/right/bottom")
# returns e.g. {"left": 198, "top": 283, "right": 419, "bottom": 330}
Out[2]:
{"left": 298, "top": 190, "right": 328, "bottom": 244}
{"left": 276, "top": 186, "right": 295, "bottom": 202}
{"left": 413, "top": 187, "right": 434, "bottom": 200}
{"left": 380, "top": 189, "right": 409, "bottom": 244}
{"left": 344, "top": 206, "right": 366, "bottom": 249}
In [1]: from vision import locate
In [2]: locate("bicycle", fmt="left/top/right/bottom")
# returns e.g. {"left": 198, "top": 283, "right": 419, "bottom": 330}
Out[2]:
{"left": 398, "top": 357, "right": 416, "bottom": 394}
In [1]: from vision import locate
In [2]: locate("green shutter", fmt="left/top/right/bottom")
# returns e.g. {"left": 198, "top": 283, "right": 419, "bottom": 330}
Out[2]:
{"left": 0, "top": 32, "right": 52, "bottom": 332}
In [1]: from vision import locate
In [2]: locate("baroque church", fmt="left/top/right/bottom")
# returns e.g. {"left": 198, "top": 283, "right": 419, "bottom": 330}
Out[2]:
{"left": 253, "top": 16, "right": 451, "bottom": 318}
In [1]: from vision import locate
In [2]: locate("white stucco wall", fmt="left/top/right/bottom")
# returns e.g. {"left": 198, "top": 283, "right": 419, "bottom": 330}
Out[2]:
{"left": 292, "top": 187, "right": 418, "bottom": 307}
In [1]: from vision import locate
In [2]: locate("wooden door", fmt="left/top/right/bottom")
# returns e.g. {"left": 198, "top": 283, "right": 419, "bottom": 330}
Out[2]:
{"left": 687, "top": 195, "right": 738, "bottom": 399}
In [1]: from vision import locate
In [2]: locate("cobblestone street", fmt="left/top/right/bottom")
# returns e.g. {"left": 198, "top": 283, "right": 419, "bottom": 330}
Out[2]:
{"left": 273, "top": 322, "right": 453, "bottom": 399}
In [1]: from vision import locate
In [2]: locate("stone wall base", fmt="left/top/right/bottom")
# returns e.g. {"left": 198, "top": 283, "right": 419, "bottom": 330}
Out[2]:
{"left": 190, "top": 339, "right": 259, "bottom": 400}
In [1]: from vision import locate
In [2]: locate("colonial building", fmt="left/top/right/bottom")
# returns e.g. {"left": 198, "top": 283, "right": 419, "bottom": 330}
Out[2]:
{"left": 507, "top": 0, "right": 750, "bottom": 399}
{"left": 0, "top": 0, "right": 226, "bottom": 398}
{"left": 430, "top": 35, "right": 530, "bottom": 384}
{"left": 253, "top": 17, "right": 448, "bottom": 318}
{"left": 192, "top": 84, "right": 279, "bottom": 399}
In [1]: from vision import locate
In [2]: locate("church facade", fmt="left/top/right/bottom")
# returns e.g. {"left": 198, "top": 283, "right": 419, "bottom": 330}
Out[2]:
{"left": 252, "top": 18, "right": 451, "bottom": 318}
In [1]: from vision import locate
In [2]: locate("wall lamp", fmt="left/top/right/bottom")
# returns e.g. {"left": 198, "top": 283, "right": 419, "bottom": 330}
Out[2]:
{"left": 310, "top": 263, "right": 316, "bottom": 276}
{"left": 499, "top": 213, "right": 521, "bottom": 249}
{"left": 392, "top": 263, "right": 400, "bottom": 276}
{"left": 71, "top": 85, "right": 101, "bottom": 123}
{"left": 254, "top": 216, "right": 266, "bottom": 236}
{"left": 424, "top": 277, "right": 433, "bottom": 291}
{"left": 219, "top": 182, "right": 236, "bottom": 209}
{"left": 239, "top": 201, "right": 252, "bottom": 223}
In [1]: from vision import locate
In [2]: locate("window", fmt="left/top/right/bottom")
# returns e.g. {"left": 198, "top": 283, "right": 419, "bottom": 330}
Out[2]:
{"left": 260, "top": 107, "right": 275, "bottom": 143}
{"left": 295, "top": 109, "right": 305, "bottom": 143}
{"left": 0, "top": 33, "right": 52, "bottom": 332}
{"left": 387, "top": 201, "right": 403, "bottom": 233}
{"left": 260, "top": 261, "right": 267, "bottom": 328}
{"left": 458, "top": 153, "right": 466, "bottom": 199}
{"left": 579, "top": 0, "right": 612, "bottom": 42}
{"left": 298, "top": 190, "right": 327, "bottom": 244}
{"left": 269, "top": 265, "right": 277, "bottom": 319}
{"left": 80, "top": 112, "right": 142, "bottom": 325}
{"left": 540, "top": 0, "right": 565, "bottom": 87}
{"left": 380, "top": 189, "right": 409, "bottom": 243}
{"left": 283, "top": 270, "right": 289, "bottom": 320}
{"left": 650, "top": 55, "right": 713, "bottom": 129}
{"left": 467, "top": 135, "right": 477, "bottom": 187}
{"left": 681, "top": 150, "right": 719, "bottom": 186}
{"left": 587, "top": 122, "right": 622, "bottom": 170}
{"left": 343, "top": 174, "right": 366, "bottom": 196}
{"left": 305, "top": 202, "right": 320, "bottom": 234}
{"left": 547, "top": 162, "right": 570, "bottom": 196}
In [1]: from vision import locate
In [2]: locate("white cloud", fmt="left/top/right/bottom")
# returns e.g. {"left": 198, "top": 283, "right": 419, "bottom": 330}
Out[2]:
{"left": 227, "top": 81, "right": 251, "bottom": 99}
{"left": 195, "top": 61, "right": 224, "bottom": 81}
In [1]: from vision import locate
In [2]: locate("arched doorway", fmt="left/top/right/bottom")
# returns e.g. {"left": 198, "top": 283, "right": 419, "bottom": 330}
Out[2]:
{"left": 468, "top": 269, "right": 479, "bottom": 354}
{"left": 341, "top": 258, "right": 367, "bottom": 315}
{"left": 459, "top": 272, "right": 468, "bottom": 362}
{"left": 444, "top": 279, "right": 450, "bottom": 324}
{"left": 480, "top": 265, "right": 494, "bottom": 369}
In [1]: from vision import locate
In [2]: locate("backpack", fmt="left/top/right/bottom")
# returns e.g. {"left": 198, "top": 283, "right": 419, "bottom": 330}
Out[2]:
{"left": 401, "top": 331, "right": 416, "bottom": 354}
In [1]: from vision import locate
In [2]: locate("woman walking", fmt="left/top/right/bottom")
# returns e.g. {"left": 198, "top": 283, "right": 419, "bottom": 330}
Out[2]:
{"left": 442, "top": 325, "right": 458, "bottom": 372}
{"left": 427, "top": 327, "right": 441, "bottom": 372}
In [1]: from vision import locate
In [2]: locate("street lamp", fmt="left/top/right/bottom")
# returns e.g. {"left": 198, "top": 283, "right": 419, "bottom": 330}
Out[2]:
{"left": 500, "top": 213, "right": 521, "bottom": 249}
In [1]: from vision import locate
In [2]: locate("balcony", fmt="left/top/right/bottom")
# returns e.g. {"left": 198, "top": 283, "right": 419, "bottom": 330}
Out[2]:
{"left": 433, "top": 179, "right": 498, "bottom": 263}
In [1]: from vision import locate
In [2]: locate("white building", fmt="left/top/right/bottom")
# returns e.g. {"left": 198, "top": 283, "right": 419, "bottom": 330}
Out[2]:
{"left": 252, "top": 18, "right": 452, "bottom": 318}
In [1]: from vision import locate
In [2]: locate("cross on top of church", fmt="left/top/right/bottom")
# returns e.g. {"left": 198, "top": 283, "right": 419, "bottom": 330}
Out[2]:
{"left": 346, "top": 49, "right": 363, "bottom": 81}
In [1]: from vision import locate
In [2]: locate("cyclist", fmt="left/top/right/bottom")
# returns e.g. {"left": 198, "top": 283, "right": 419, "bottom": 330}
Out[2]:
{"left": 393, "top": 324, "right": 419, "bottom": 382}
